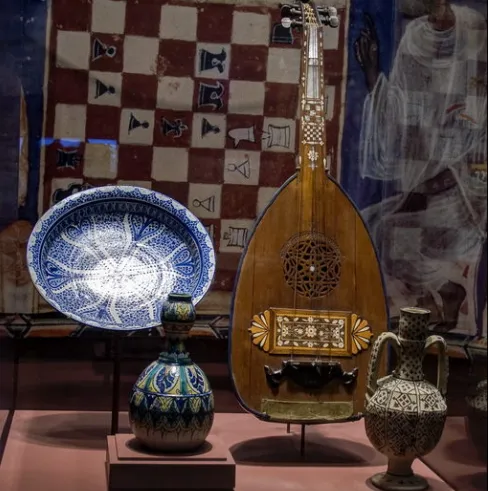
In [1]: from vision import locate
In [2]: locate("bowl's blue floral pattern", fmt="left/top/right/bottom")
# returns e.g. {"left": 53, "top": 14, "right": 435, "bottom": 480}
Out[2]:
{"left": 27, "top": 186, "right": 215, "bottom": 330}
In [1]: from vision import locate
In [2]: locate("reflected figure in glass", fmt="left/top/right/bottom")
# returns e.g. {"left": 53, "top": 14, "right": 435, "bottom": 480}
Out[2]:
{"left": 352, "top": 0, "right": 487, "bottom": 335}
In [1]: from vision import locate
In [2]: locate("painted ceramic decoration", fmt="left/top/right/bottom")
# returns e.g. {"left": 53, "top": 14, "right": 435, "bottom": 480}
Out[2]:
{"left": 465, "top": 342, "right": 487, "bottom": 460}
{"left": 129, "top": 293, "right": 214, "bottom": 451}
{"left": 364, "top": 307, "right": 449, "bottom": 491}
{"left": 465, "top": 379, "right": 487, "bottom": 460}
{"left": 26, "top": 186, "right": 215, "bottom": 330}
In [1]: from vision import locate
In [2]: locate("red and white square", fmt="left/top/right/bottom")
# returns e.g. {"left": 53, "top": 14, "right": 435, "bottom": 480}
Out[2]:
{"left": 197, "top": 4, "right": 234, "bottom": 44}
{"left": 116, "top": 180, "right": 152, "bottom": 190}
{"left": 188, "top": 149, "right": 224, "bottom": 184}
{"left": 191, "top": 113, "right": 227, "bottom": 149}
{"left": 219, "top": 219, "right": 255, "bottom": 253}
{"left": 228, "top": 81, "right": 265, "bottom": 115}
{"left": 231, "top": 11, "right": 270, "bottom": 46}
{"left": 188, "top": 183, "right": 222, "bottom": 219}
{"left": 159, "top": 40, "right": 196, "bottom": 78}
{"left": 121, "top": 73, "right": 158, "bottom": 109}
{"left": 83, "top": 142, "right": 118, "bottom": 179}
{"left": 262, "top": 117, "right": 296, "bottom": 153}
{"left": 88, "top": 71, "right": 122, "bottom": 107}
{"left": 323, "top": 21, "right": 340, "bottom": 51}
{"left": 125, "top": 2, "right": 161, "bottom": 38}
{"left": 152, "top": 147, "right": 189, "bottom": 183}
{"left": 123, "top": 36, "right": 159, "bottom": 75}
{"left": 257, "top": 186, "right": 279, "bottom": 215}
{"left": 90, "top": 34, "right": 124, "bottom": 72}
{"left": 195, "top": 43, "right": 231, "bottom": 80}
{"left": 223, "top": 150, "right": 260, "bottom": 186}
{"left": 91, "top": 0, "right": 126, "bottom": 34}
{"left": 156, "top": 76, "right": 194, "bottom": 111}
{"left": 119, "top": 109, "right": 155, "bottom": 145}
{"left": 160, "top": 5, "right": 198, "bottom": 41}
{"left": 56, "top": 31, "right": 91, "bottom": 70}
{"left": 118, "top": 144, "right": 153, "bottom": 181}
{"left": 229, "top": 45, "right": 269, "bottom": 82}
{"left": 221, "top": 184, "right": 259, "bottom": 220}
{"left": 266, "top": 47, "right": 301, "bottom": 84}
{"left": 325, "top": 85, "right": 336, "bottom": 121}
{"left": 54, "top": 103, "right": 87, "bottom": 140}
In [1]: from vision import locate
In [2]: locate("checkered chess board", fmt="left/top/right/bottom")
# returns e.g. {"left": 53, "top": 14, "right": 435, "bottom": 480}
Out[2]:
{"left": 42, "top": 0, "right": 347, "bottom": 292}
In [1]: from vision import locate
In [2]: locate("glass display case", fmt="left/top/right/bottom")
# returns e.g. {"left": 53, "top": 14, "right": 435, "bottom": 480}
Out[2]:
{"left": 0, "top": 0, "right": 485, "bottom": 490}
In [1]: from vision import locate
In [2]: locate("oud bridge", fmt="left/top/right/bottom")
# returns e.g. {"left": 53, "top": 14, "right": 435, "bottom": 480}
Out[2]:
{"left": 264, "top": 360, "right": 359, "bottom": 390}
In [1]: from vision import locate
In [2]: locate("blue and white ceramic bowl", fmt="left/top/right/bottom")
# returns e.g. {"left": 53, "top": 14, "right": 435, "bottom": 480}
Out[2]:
{"left": 26, "top": 186, "right": 215, "bottom": 331}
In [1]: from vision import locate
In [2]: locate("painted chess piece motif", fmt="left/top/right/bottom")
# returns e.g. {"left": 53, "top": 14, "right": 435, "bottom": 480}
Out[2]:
{"left": 129, "top": 293, "right": 214, "bottom": 452}
{"left": 365, "top": 307, "right": 448, "bottom": 491}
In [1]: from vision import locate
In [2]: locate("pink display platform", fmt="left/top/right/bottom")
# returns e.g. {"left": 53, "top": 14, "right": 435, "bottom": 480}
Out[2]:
{"left": 0, "top": 410, "right": 454, "bottom": 491}
{"left": 422, "top": 417, "right": 487, "bottom": 491}
{"left": 106, "top": 433, "right": 236, "bottom": 490}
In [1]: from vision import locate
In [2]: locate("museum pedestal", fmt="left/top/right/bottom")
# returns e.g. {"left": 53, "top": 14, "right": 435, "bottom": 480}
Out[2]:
{"left": 106, "top": 433, "right": 236, "bottom": 491}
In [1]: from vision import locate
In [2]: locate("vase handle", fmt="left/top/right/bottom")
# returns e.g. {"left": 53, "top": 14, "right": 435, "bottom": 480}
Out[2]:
{"left": 366, "top": 332, "right": 400, "bottom": 402}
{"left": 424, "top": 335, "right": 449, "bottom": 398}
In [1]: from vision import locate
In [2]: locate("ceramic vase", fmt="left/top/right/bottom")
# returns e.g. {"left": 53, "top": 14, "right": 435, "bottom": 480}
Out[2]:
{"left": 464, "top": 342, "right": 487, "bottom": 460}
{"left": 364, "top": 307, "right": 449, "bottom": 491}
{"left": 465, "top": 379, "right": 487, "bottom": 460}
{"left": 129, "top": 293, "right": 214, "bottom": 452}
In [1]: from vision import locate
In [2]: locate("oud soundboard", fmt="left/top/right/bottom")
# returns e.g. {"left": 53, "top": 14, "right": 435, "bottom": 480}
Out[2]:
{"left": 41, "top": 0, "right": 347, "bottom": 292}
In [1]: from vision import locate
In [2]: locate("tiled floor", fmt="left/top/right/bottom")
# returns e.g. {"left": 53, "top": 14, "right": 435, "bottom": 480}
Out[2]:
{"left": 0, "top": 410, "right": 453, "bottom": 491}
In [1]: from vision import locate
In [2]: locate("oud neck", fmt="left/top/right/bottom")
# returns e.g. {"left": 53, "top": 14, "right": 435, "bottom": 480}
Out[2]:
{"left": 298, "top": 21, "right": 328, "bottom": 184}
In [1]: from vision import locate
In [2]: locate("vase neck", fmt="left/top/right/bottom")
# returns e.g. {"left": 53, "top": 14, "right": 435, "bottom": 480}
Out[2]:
{"left": 159, "top": 336, "right": 192, "bottom": 365}
{"left": 394, "top": 308, "right": 430, "bottom": 381}
{"left": 395, "top": 337, "right": 425, "bottom": 381}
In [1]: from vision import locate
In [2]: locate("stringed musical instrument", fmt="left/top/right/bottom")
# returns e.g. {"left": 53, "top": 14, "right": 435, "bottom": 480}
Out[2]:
{"left": 229, "top": 0, "right": 388, "bottom": 425}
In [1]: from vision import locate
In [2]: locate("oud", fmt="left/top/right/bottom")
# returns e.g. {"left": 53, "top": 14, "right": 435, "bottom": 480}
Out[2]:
{"left": 229, "top": 1, "right": 388, "bottom": 425}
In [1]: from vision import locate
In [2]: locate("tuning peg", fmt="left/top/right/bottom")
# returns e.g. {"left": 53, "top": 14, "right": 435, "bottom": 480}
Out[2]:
{"left": 280, "top": 5, "right": 302, "bottom": 18}
{"left": 317, "top": 6, "right": 340, "bottom": 28}
{"left": 316, "top": 6, "right": 337, "bottom": 16}
{"left": 328, "top": 15, "right": 339, "bottom": 28}
{"left": 319, "top": 15, "right": 339, "bottom": 28}
{"left": 281, "top": 17, "right": 303, "bottom": 29}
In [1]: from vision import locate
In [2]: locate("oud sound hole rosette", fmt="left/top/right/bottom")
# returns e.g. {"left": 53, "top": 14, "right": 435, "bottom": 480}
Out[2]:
{"left": 280, "top": 232, "right": 342, "bottom": 298}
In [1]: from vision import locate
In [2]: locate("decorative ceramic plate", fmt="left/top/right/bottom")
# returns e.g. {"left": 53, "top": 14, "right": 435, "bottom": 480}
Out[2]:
{"left": 27, "top": 186, "right": 215, "bottom": 331}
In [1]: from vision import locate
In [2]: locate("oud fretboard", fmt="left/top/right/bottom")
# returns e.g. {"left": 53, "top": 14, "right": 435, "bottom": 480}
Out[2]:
{"left": 299, "top": 24, "right": 327, "bottom": 172}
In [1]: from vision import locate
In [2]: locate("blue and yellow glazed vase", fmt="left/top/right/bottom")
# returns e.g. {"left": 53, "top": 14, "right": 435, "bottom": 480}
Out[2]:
{"left": 129, "top": 293, "right": 214, "bottom": 452}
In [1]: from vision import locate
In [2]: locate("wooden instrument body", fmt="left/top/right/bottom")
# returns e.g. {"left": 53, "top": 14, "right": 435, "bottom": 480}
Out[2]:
{"left": 230, "top": 172, "right": 388, "bottom": 423}
{"left": 229, "top": 2, "right": 388, "bottom": 424}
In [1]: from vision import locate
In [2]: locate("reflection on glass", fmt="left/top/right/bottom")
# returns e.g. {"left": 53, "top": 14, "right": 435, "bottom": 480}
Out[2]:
{"left": 355, "top": 1, "right": 487, "bottom": 335}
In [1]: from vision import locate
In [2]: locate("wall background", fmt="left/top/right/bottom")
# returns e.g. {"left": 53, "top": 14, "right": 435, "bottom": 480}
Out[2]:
{"left": 0, "top": 0, "right": 486, "bottom": 345}
{"left": 341, "top": 0, "right": 487, "bottom": 339}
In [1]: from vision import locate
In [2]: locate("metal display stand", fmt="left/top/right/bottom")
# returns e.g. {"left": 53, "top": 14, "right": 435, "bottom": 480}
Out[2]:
{"left": 286, "top": 423, "right": 307, "bottom": 457}
{"left": 109, "top": 333, "right": 122, "bottom": 435}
